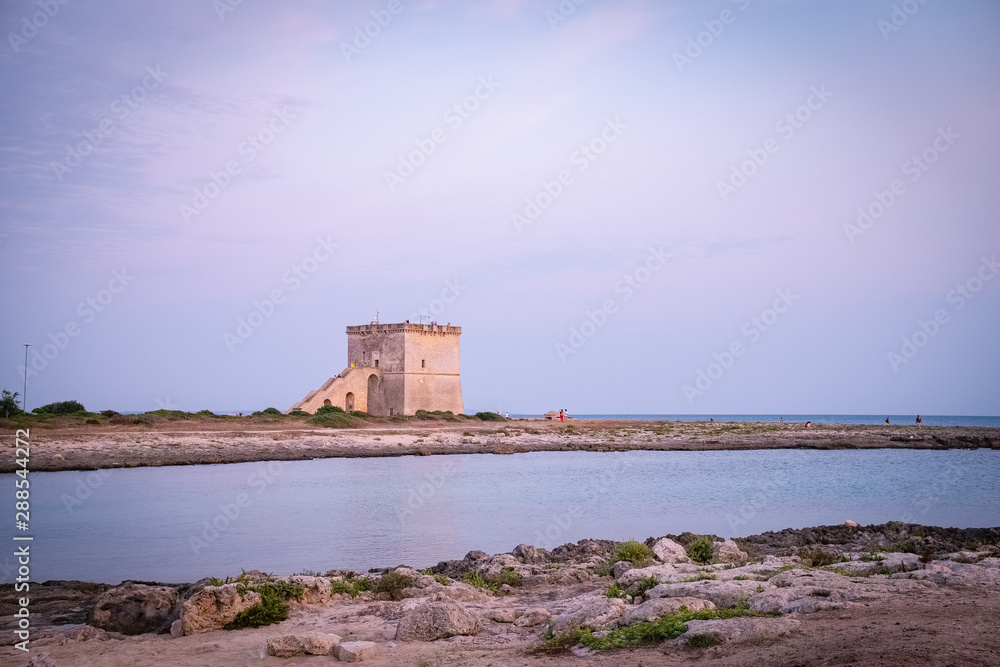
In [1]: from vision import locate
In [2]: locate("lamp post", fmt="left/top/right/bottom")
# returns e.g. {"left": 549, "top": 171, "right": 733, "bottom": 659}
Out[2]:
{"left": 22, "top": 343, "right": 30, "bottom": 412}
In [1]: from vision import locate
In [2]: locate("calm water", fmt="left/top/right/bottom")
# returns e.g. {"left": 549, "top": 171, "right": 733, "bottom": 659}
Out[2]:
{"left": 3, "top": 449, "right": 998, "bottom": 584}
{"left": 514, "top": 414, "right": 1000, "bottom": 427}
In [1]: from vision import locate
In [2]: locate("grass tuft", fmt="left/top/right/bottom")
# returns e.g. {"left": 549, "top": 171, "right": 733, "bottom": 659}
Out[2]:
{"left": 615, "top": 539, "right": 653, "bottom": 568}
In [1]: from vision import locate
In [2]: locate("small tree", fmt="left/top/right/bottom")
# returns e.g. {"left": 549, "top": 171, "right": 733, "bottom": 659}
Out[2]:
{"left": 1, "top": 390, "right": 23, "bottom": 418}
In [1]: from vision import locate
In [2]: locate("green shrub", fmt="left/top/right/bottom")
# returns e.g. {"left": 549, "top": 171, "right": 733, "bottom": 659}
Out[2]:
{"left": 463, "top": 568, "right": 522, "bottom": 592}
{"left": 686, "top": 536, "right": 715, "bottom": 564}
{"left": 316, "top": 404, "right": 345, "bottom": 415}
{"left": 374, "top": 570, "right": 414, "bottom": 600}
{"left": 628, "top": 575, "right": 660, "bottom": 597}
{"left": 686, "top": 633, "right": 720, "bottom": 648}
{"left": 798, "top": 546, "right": 838, "bottom": 567}
{"left": 475, "top": 411, "right": 505, "bottom": 421}
{"left": 615, "top": 539, "right": 653, "bottom": 567}
{"left": 252, "top": 407, "right": 283, "bottom": 416}
{"left": 196, "top": 409, "right": 216, "bottom": 416}
{"left": 349, "top": 410, "right": 372, "bottom": 418}
{"left": 605, "top": 583, "right": 626, "bottom": 598}
{"left": 108, "top": 413, "right": 154, "bottom": 425}
{"left": 1, "top": 390, "right": 23, "bottom": 418}
{"left": 309, "top": 411, "right": 357, "bottom": 428}
{"left": 34, "top": 400, "right": 86, "bottom": 414}
{"left": 100, "top": 410, "right": 119, "bottom": 418}
{"left": 221, "top": 573, "right": 304, "bottom": 630}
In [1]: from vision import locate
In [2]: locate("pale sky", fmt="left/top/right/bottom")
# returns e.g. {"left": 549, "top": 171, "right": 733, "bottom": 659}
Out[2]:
{"left": 1, "top": 0, "right": 998, "bottom": 415}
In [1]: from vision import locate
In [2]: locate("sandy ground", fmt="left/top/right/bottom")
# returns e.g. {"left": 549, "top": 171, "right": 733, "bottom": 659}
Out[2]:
{"left": 4, "top": 417, "right": 998, "bottom": 473}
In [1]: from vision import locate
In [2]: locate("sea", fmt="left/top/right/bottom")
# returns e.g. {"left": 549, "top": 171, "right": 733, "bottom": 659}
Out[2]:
{"left": 510, "top": 414, "right": 1000, "bottom": 427}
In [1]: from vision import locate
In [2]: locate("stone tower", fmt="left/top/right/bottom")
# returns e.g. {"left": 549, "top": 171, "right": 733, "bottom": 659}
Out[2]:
{"left": 288, "top": 322, "right": 463, "bottom": 416}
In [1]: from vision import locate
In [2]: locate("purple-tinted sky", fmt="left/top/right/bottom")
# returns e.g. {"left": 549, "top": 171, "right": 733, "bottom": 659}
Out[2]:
{"left": 1, "top": 0, "right": 998, "bottom": 415}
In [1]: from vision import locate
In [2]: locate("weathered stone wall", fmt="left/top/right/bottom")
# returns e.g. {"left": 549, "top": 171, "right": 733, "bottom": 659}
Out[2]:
{"left": 289, "top": 322, "right": 463, "bottom": 416}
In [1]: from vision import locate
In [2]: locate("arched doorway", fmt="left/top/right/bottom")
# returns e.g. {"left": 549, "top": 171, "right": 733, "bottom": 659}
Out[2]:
{"left": 345, "top": 392, "right": 355, "bottom": 412}
{"left": 323, "top": 399, "right": 332, "bottom": 406}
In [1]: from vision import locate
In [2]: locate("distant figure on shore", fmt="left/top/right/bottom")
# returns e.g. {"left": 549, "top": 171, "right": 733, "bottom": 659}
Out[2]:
{"left": 505, "top": 411, "right": 509, "bottom": 419}
{"left": 916, "top": 414, "right": 922, "bottom": 429}
{"left": 710, "top": 418, "right": 714, "bottom": 422}
{"left": 804, "top": 421, "right": 812, "bottom": 428}
{"left": 885, "top": 417, "right": 890, "bottom": 425}
{"left": 779, "top": 417, "right": 784, "bottom": 423}
{"left": 560, "top": 409, "right": 564, "bottom": 423}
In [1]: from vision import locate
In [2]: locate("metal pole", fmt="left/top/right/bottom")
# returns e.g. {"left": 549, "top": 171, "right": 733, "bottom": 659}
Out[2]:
{"left": 22, "top": 343, "right": 30, "bottom": 412}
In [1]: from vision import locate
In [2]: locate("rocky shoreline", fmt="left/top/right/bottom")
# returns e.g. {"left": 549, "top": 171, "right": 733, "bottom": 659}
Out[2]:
{"left": 6, "top": 418, "right": 998, "bottom": 473}
{"left": 3, "top": 522, "right": 999, "bottom": 666}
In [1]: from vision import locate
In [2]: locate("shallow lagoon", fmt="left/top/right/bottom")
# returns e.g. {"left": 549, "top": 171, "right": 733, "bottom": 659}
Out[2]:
{"left": 5, "top": 448, "right": 998, "bottom": 583}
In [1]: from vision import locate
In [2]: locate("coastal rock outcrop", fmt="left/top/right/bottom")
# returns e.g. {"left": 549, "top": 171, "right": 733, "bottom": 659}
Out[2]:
{"left": 266, "top": 632, "right": 341, "bottom": 657}
{"left": 336, "top": 640, "right": 378, "bottom": 662}
{"left": 712, "top": 539, "right": 749, "bottom": 563}
{"left": 395, "top": 600, "right": 481, "bottom": 641}
{"left": 275, "top": 575, "right": 334, "bottom": 604}
{"left": 513, "top": 607, "right": 552, "bottom": 627}
{"left": 180, "top": 584, "right": 261, "bottom": 635}
{"left": 651, "top": 538, "right": 689, "bottom": 564}
{"left": 646, "top": 579, "right": 762, "bottom": 609}
{"left": 610, "top": 596, "right": 715, "bottom": 627}
{"left": 87, "top": 582, "right": 180, "bottom": 635}
{"left": 616, "top": 563, "right": 677, "bottom": 587}
{"left": 551, "top": 594, "right": 627, "bottom": 634}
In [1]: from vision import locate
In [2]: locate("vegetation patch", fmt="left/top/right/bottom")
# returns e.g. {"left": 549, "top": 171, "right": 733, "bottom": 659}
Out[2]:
{"left": 463, "top": 568, "right": 522, "bottom": 591}
{"left": 374, "top": 569, "right": 414, "bottom": 600}
{"left": 539, "top": 604, "right": 763, "bottom": 652}
{"left": 206, "top": 572, "right": 304, "bottom": 630}
{"left": 614, "top": 539, "right": 652, "bottom": 568}
{"left": 686, "top": 535, "right": 715, "bottom": 564}
{"left": 475, "top": 411, "right": 505, "bottom": 421}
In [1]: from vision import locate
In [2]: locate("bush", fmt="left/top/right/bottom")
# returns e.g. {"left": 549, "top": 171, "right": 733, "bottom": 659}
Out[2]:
{"left": 35, "top": 400, "right": 86, "bottom": 414}
{"left": 605, "top": 583, "right": 626, "bottom": 598}
{"left": 349, "top": 410, "right": 372, "bottom": 418}
{"left": 309, "top": 411, "right": 357, "bottom": 428}
{"left": 222, "top": 574, "right": 304, "bottom": 630}
{"left": 196, "top": 409, "right": 216, "bottom": 416}
{"left": 628, "top": 576, "right": 660, "bottom": 597}
{"left": 374, "top": 570, "right": 414, "bottom": 600}
{"left": 686, "top": 536, "right": 715, "bottom": 564}
{"left": 0, "top": 390, "right": 22, "bottom": 418}
{"left": 108, "top": 413, "right": 155, "bottom": 426}
{"left": 798, "top": 546, "right": 838, "bottom": 567}
{"left": 463, "top": 568, "right": 522, "bottom": 592}
{"left": 475, "top": 411, "right": 505, "bottom": 421}
{"left": 615, "top": 539, "right": 652, "bottom": 568}
{"left": 261, "top": 407, "right": 282, "bottom": 415}
{"left": 100, "top": 410, "right": 119, "bottom": 418}
{"left": 316, "top": 404, "right": 345, "bottom": 415}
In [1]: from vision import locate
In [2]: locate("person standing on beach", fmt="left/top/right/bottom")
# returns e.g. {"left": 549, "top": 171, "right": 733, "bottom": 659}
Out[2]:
{"left": 916, "top": 415, "right": 922, "bottom": 429}
{"left": 560, "top": 409, "right": 564, "bottom": 423}
{"left": 885, "top": 417, "right": 890, "bottom": 425}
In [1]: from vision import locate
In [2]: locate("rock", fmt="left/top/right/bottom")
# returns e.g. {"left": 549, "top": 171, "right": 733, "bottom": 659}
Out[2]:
{"left": 412, "top": 574, "right": 437, "bottom": 588}
{"left": 824, "top": 553, "right": 918, "bottom": 577}
{"left": 430, "top": 581, "right": 492, "bottom": 602}
{"left": 612, "top": 596, "right": 715, "bottom": 627}
{"left": 87, "top": 582, "right": 180, "bottom": 635}
{"left": 19, "top": 654, "right": 56, "bottom": 667}
{"left": 302, "top": 632, "right": 341, "bottom": 655}
{"left": 476, "top": 553, "right": 522, "bottom": 577}
{"left": 551, "top": 595, "right": 627, "bottom": 634}
{"left": 651, "top": 538, "right": 689, "bottom": 564}
{"left": 488, "top": 608, "right": 522, "bottom": 623}
{"left": 513, "top": 544, "right": 549, "bottom": 563}
{"left": 646, "top": 580, "right": 763, "bottom": 609}
{"left": 612, "top": 560, "right": 634, "bottom": 579}
{"left": 395, "top": 601, "right": 481, "bottom": 641}
{"left": 513, "top": 607, "right": 552, "bottom": 627}
{"left": 336, "top": 640, "right": 378, "bottom": 662}
{"left": 180, "top": 584, "right": 261, "bottom": 635}
{"left": 616, "top": 564, "right": 677, "bottom": 588}
{"left": 464, "top": 550, "right": 488, "bottom": 562}
{"left": 670, "top": 617, "right": 801, "bottom": 646}
{"left": 712, "top": 539, "right": 749, "bottom": 563}
{"left": 267, "top": 634, "right": 304, "bottom": 658}
{"left": 748, "top": 587, "right": 854, "bottom": 614}
{"left": 845, "top": 520, "right": 859, "bottom": 527}
{"left": 169, "top": 619, "right": 183, "bottom": 637}
{"left": 276, "top": 576, "right": 333, "bottom": 604}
